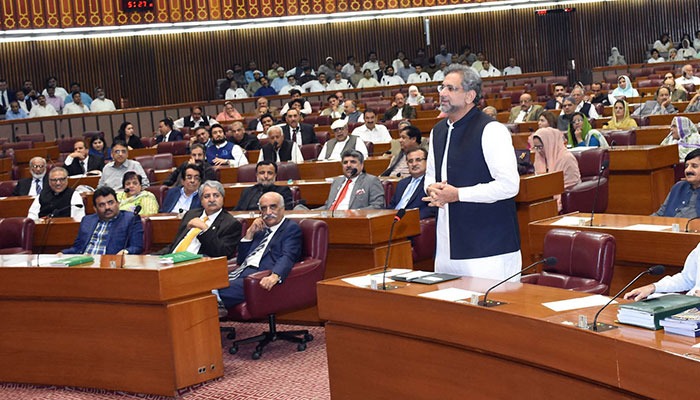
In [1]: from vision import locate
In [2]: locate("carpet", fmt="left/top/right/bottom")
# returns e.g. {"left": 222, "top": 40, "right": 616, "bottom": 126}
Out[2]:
{"left": 0, "top": 322, "right": 330, "bottom": 400}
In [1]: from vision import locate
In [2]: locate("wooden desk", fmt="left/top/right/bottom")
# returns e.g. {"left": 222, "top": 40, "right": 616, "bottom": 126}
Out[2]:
{"left": 68, "top": 174, "right": 100, "bottom": 189}
{"left": 0, "top": 255, "right": 227, "bottom": 396}
{"left": 648, "top": 112, "right": 700, "bottom": 126}
{"left": 318, "top": 273, "right": 700, "bottom": 399}
{"left": 528, "top": 212, "right": 694, "bottom": 292}
{"left": 631, "top": 125, "right": 671, "bottom": 145}
{"left": 129, "top": 147, "right": 157, "bottom": 157}
{"left": 515, "top": 172, "right": 563, "bottom": 265}
{"left": 0, "top": 196, "right": 34, "bottom": 218}
{"left": 607, "top": 145, "right": 676, "bottom": 214}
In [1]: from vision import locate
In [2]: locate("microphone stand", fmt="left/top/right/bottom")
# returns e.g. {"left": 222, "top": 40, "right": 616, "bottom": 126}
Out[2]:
{"left": 479, "top": 257, "right": 557, "bottom": 307}
{"left": 590, "top": 159, "right": 610, "bottom": 227}
{"left": 380, "top": 209, "right": 406, "bottom": 290}
{"left": 589, "top": 265, "right": 665, "bottom": 332}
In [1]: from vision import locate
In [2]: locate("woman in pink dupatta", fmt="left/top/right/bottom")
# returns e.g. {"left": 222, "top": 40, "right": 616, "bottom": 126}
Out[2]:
{"left": 529, "top": 127, "right": 581, "bottom": 210}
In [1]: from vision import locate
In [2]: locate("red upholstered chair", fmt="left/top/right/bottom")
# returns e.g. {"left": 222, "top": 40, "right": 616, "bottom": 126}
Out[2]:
{"left": 3, "top": 141, "right": 32, "bottom": 151}
{"left": 153, "top": 153, "right": 173, "bottom": 169}
{"left": 315, "top": 131, "right": 330, "bottom": 145}
{"left": 135, "top": 155, "right": 154, "bottom": 170}
{"left": 364, "top": 141, "right": 374, "bottom": 157}
{"left": 561, "top": 148, "right": 610, "bottom": 214}
{"left": 21, "top": 133, "right": 46, "bottom": 143}
{"left": 276, "top": 162, "right": 301, "bottom": 181}
{"left": 170, "top": 140, "right": 189, "bottom": 155}
{"left": 521, "top": 229, "right": 616, "bottom": 295}
{"left": 226, "top": 219, "right": 329, "bottom": 359}
{"left": 381, "top": 180, "right": 394, "bottom": 208}
{"left": 237, "top": 163, "right": 257, "bottom": 183}
{"left": 0, "top": 180, "right": 17, "bottom": 197}
{"left": 145, "top": 185, "right": 170, "bottom": 208}
{"left": 140, "top": 217, "right": 152, "bottom": 254}
{"left": 412, "top": 217, "right": 436, "bottom": 265}
{"left": 607, "top": 129, "right": 636, "bottom": 145}
{"left": 0, "top": 217, "right": 35, "bottom": 254}
{"left": 300, "top": 143, "right": 321, "bottom": 160}
{"left": 140, "top": 137, "right": 156, "bottom": 148}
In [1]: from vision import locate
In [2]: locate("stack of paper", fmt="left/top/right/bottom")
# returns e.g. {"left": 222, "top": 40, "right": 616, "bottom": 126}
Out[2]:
{"left": 660, "top": 307, "right": 700, "bottom": 337}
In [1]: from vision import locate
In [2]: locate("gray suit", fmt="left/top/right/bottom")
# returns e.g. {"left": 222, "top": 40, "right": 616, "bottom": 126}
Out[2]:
{"left": 318, "top": 172, "right": 385, "bottom": 210}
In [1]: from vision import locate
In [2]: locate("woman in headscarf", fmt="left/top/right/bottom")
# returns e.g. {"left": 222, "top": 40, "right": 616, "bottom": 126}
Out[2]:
{"left": 529, "top": 127, "right": 581, "bottom": 210}
{"left": 406, "top": 85, "right": 425, "bottom": 106}
{"left": 567, "top": 112, "right": 609, "bottom": 148}
{"left": 647, "top": 49, "right": 665, "bottom": 64}
{"left": 608, "top": 75, "right": 639, "bottom": 103}
{"left": 603, "top": 100, "right": 638, "bottom": 130}
{"left": 216, "top": 101, "right": 243, "bottom": 123}
{"left": 607, "top": 47, "right": 626, "bottom": 66}
{"left": 679, "top": 39, "right": 697, "bottom": 60}
{"left": 660, "top": 116, "right": 700, "bottom": 162}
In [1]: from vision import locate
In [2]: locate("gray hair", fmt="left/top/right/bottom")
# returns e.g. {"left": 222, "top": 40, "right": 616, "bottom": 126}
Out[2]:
{"left": 198, "top": 180, "right": 225, "bottom": 198}
{"left": 49, "top": 166, "right": 68, "bottom": 177}
{"left": 267, "top": 125, "right": 283, "bottom": 136}
{"left": 30, "top": 156, "right": 46, "bottom": 166}
{"left": 341, "top": 149, "right": 364, "bottom": 164}
{"left": 258, "top": 191, "right": 284, "bottom": 209}
{"left": 444, "top": 64, "right": 482, "bottom": 104}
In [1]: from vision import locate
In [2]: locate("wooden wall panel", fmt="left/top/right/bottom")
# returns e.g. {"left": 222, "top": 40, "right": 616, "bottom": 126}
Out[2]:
{"left": 0, "top": 0, "right": 698, "bottom": 107}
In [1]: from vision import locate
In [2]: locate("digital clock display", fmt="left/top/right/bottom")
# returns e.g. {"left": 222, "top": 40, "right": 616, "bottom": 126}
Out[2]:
{"left": 122, "top": 0, "right": 154, "bottom": 12}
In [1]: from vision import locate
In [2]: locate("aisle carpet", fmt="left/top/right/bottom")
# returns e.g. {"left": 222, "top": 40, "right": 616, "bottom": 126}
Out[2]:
{"left": 0, "top": 322, "right": 330, "bottom": 400}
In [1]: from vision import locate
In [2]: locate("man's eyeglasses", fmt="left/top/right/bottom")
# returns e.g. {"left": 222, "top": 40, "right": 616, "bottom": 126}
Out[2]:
{"left": 437, "top": 84, "right": 463, "bottom": 93}
{"left": 49, "top": 177, "right": 67, "bottom": 183}
{"left": 30, "top": 164, "right": 45, "bottom": 169}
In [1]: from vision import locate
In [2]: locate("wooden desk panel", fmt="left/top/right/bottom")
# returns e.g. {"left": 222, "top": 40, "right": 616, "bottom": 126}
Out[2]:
{"left": 0, "top": 196, "right": 34, "bottom": 218}
{"left": 648, "top": 112, "right": 700, "bottom": 126}
{"left": 607, "top": 145, "right": 676, "bottom": 214}
{"left": 633, "top": 126, "right": 671, "bottom": 145}
{"left": 0, "top": 255, "right": 227, "bottom": 397}
{"left": 515, "top": 172, "right": 563, "bottom": 265}
{"left": 318, "top": 273, "right": 699, "bottom": 399}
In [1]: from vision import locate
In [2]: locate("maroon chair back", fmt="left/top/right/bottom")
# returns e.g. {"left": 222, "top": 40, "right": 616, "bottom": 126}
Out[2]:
{"left": 608, "top": 130, "right": 636, "bottom": 146}
{"left": 315, "top": 131, "right": 330, "bottom": 145}
{"left": 153, "top": 153, "right": 173, "bottom": 169}
{"left": 21, "top": 133, "right": 46, "bottom": 143}
{"left": 300, "top": 143, "right": 321, "bottom": 160}
{"left": 141, "top": 217, "right": 152, "bottom": 254}
{"left": 170, "top": 140, "right": 189, "bottom": 155}
{"left": 412, "top": 217, "right": 436, "bottom": 265}
{"left": 276, "top": 162, "right": 301, "bottom": 181}
{"left": 364, "top": 141, "right": 374, "bottom": 157}
{"left": 140, "top": 137, "right": 156, "bottom": 147}
{"left": 135, "top": 155, "right": 154, "bottom": 170}
{"left": 561, "top": 148, "right": 610, "bottom": 214}
{"left": 3, "top": 141, "right": 32, "bottom": 151}
{"left": 521, "top": 229, "right": 616, "bottom": 295}
{"left": 0, "top": 180, "right": 17, "bottom": 197}
{"left": 145, "top": 185, "right": 170, "bottom": 208}
{"left": 0, "top": 217, "right": 35, "bottom": 254}
{"left": 381, "top": 180, "right": 394, "bottom": 208}
{"left": 237, "top": 163, "right": 257, "bottom": 182}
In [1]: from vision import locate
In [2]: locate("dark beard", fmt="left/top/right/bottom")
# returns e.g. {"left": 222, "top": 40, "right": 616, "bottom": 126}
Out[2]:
{"left": 213, "top": 137, "right": 227, "bottom": 145}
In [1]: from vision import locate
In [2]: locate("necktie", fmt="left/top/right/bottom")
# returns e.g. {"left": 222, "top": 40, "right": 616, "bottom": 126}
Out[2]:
{"left": 80, "top": 160, "right": 86, "bottom": 174}
{"left": 330, "top": 179, "right": 352, "bottom": 211}
{"left": 35, "top": 179, "right": 42, "bottom": 195}
{"left": 173, "top": 215, "right": 208, "bottom": 253}
{"left": 229, "top": 228, "right": 272, "bottom": 279}
{"left": 397, "top": 178, "right": 420, "bottom": 209}
{"left": 0, "top": 91, "right": 5, "bottom": 108}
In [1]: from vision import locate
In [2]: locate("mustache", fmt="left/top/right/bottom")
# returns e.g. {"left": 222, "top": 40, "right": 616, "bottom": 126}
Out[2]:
{"left": 262, "top": 213, "right": 277, "bottom": 220}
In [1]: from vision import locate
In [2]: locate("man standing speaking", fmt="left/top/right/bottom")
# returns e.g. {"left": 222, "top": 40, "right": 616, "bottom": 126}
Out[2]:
{"left": 424, "top": 65, "right": 521, "bottom": 280}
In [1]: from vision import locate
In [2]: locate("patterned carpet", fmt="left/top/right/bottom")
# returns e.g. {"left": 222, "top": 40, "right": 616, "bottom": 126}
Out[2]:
{"left": 0, "top": 322, "right": 330, "bottom": 400}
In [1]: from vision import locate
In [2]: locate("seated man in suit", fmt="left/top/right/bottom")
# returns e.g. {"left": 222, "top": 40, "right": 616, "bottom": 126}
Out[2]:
{"left": 652, "top": 148, "right": 700, "bottom": 218}
{"left": 163, "top": 143, "right": 217, "bottom": 187}
{"left": 257, "top": 125, "right": 305, "bottom": 164}
{"left": 235, "top": 161, "right": 294, "bottom": 211}
{"left": 228, "top": 120, "right": 261, "bottom": 151}
{"left": 64, "top": 140, "right": 104, "bottom": 176}
{"left": 382, "top": 125, "right": 423, "bottom": 178}
{"left": 388, "top": 148, "right": 436, "bottom": 219}
{"left": 383, "top": 92, "right": 417, "bottom": 121}
{"left": 318, "top": 119, "right": 368, "bottom": 161}
{"left": 157, "top": 180, "right": 241, "bottom": 259}
{"left": 13, "top": 156, "right": 48, "bottom": 196}
{"left": 205, "top": 123, "right": 248, "bottom": 167}
{"left": 160, "top": 163, "right": 203, "bottom": 213}
{"left": 27, "top": 167, "right": 85, "bottom": 220}
{"left": 281, "top": 108, "right": 317, "bottom": 145}
{"left": 98, "top": 141, "right": 150, "bottom": 190}
{"left": 507, "top": 93, "right": 543, "bottom": 123}
{"left": 317, "top": 149, "right": 384, "bottom": 210}
{"left": 173, "top": 106, "right": 215, "bottom": 130}
{"left": 60, "top": 186, "right": 143, "bottom": 255}
{"left": 545, "top": 83, "right": 567, "bottom": 110}
{"left": 218, "top": 191, "right": 302, "bottom": 307}
{"left": 155, "top": 118, "right": 184, "bottom": 144}
{"left": 632, "top": 86, "right": 677, "bottom": 118}
{"left": 625, "top": 242, "right": 700, "bottom": 301}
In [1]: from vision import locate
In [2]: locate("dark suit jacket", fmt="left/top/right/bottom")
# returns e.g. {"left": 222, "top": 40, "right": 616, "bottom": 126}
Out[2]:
{"left": 236, "top": 218, "right": 302, "bottom": 281}
{"left": 158, "top": 208, "right": 242, "bottom": 259}
{"left": 62, "top": 211, "right": 144, "bottom": 255}
{"left": 545, "top": 98, "right": 561, "bottom": 110}
{"left": 281, "top": 123, "right": 317, "bottom": 145}
{"left": 155, "top": 130, "right": 184, "bottom": 143}
{"left": 12, "top": 175, "right": 49, "bottom": 196}
{"left": 384, "top": 105, "right": 417, "bottom": 121}
{"left": 160, "top": 186, "right": 201, "bottom": 213}
{"left": 65, "top": 154, "right": 105, "bottom": 176}
{"left": 387, "top": 175, "right": 436, "bottom": 219}
{"left": 235, "top": 184, "right": 294, "bottom": 211}
{"left": 163, "top": 162, "right": 218, "bottom": 187}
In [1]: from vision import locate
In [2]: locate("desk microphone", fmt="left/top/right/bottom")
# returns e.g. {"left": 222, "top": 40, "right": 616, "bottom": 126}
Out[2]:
{"left": 590, "top": 159, "right": 610, "bottom": 227}
{"left": 479, "top": 257, "right": 557, "bottom": 307}
{"left": 381, "top": 208, "right": 406, "bottom": 290}
{"left": 590, "top": 265, "right": 665, "bottom": 332}
{"left": 685, "top": 216, "right": 700, "bottom": 232}
{"left": 36, "top": 204, "right": 85, "bottom": 266}
{"left": 120, "top": 205, "right": 142, "bottom": 267}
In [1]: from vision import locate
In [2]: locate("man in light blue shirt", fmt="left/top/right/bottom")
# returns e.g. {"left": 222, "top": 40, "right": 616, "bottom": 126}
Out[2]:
{"left": 5, "top": 101, "right": 27, "bottom": 120}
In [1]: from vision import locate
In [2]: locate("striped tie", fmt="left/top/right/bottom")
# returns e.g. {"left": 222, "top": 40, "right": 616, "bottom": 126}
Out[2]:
{"left": 228, "top": 228, "right": 272, "bottom": 280}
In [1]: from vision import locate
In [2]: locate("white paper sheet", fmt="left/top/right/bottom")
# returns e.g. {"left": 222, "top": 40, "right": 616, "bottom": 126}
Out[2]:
{"left": 542, "top": 294, "right": 616, "bottom": 312}
{"left": 623, "top": 224, "right": 672, "bottom": 232}
{"left": 550, "top": 216, "right": 591, "bottom": 226}
{"left": 340, "top": 269, "right": 411, "bottom": 287}
{"left": 148, "top": 215, "right": 179, "bottom": 220}
{"left": 394, "top": 271, "right": 434, "bottom": 280}
{"left": 418, "top": 287, "right": 484, "bottom": 302}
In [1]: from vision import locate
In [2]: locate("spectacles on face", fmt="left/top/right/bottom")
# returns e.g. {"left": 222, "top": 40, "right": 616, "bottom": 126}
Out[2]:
{"left": 533, "top": 145, "right": 544, "bottom": 151}
{"left": 31, "top": 164, "right": 46, "bottom": 169}
{"left": 113, "top": 149, "right": 127, "bottom": 155}
{"left": 407, "top": 157, "right": 425, "bottom": 164}
{"left": 437, "top": 84, "right": 463, "bottom": 93}
{"left": 49, "top": 177, "right": 67, "bottom": 183}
